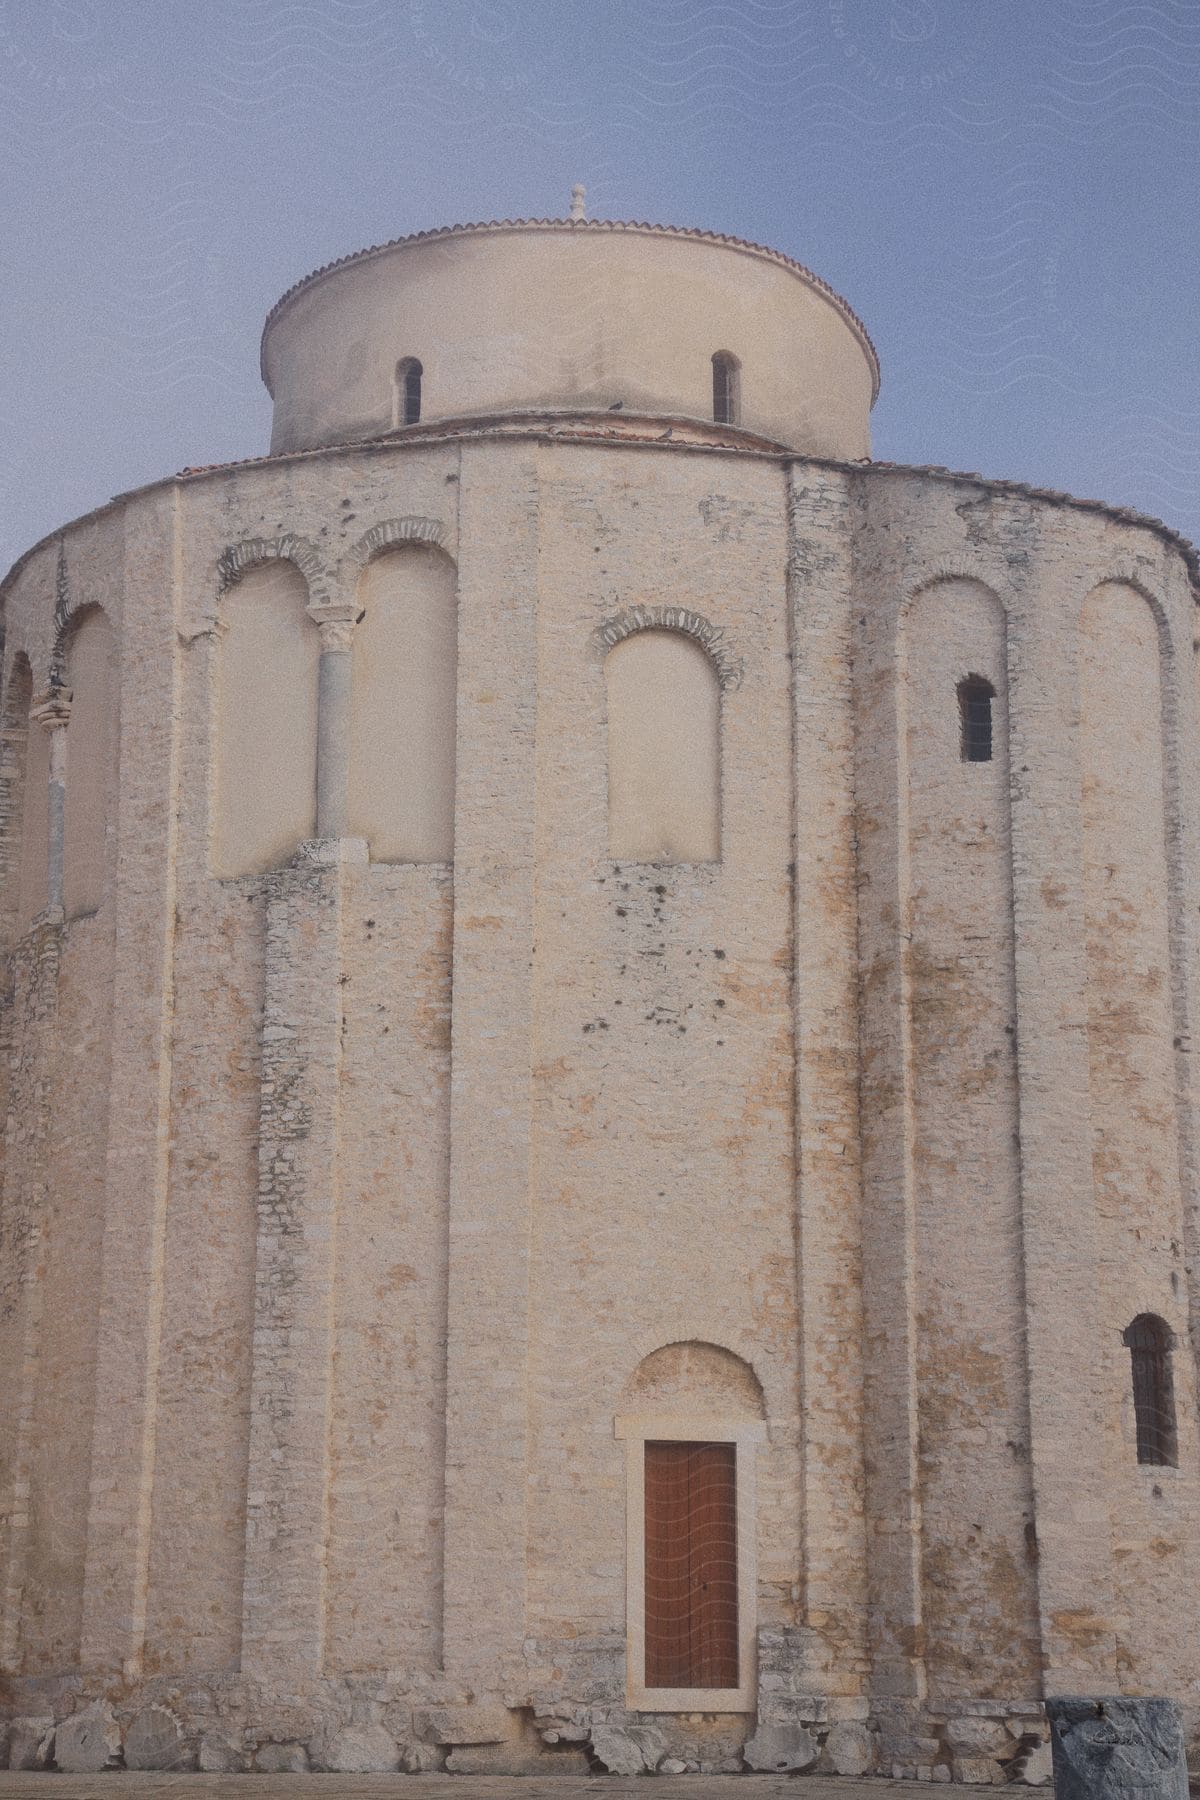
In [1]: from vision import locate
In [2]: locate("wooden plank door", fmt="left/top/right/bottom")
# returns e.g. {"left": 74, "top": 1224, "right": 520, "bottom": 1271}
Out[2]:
{"left": 644, "top": 1440, "right": 738, "bottom": 1688}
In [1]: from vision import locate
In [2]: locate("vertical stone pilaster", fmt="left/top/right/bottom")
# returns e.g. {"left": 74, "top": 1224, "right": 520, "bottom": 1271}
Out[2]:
{"left": 78, "top": 492, "right": 181, "bottom": 1679}
{"left": 440, "top": 444, "right": 539, "bottom": 1690}
{"left": 1008, "top": 581, "right": 1117, "bottom": 1692}
{"left": 853, "top": 503, "right": 926, "bottom": 1709}
{"left": 0, "top": 923, "right": 61, "bottom": 1671}
{"left": 308, "top": 603, "right": 359, "bottom": 841}
{"left": 240, "top": 836, "right": 366, "bottom": 1682}
{"left": 787, "top": 467, "right": 869, "bottom": 1683}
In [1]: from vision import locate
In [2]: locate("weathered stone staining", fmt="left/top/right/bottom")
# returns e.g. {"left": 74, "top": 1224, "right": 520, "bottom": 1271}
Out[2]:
{"left": 0, "top": 207, "right": 1197, "bottom": 1778}
{"left": 1046, "top": 1697, "right": 1189, "bottom": 1800}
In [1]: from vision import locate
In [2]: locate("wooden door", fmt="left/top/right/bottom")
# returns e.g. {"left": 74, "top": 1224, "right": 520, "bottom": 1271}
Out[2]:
{"left": 644, "top": 1440, "right": 738, "bottom": 1688}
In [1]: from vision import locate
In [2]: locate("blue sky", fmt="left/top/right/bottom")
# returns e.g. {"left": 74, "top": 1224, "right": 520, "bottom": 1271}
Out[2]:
{"left": 1, "top": 0, "right": 1197, "bottom": 572}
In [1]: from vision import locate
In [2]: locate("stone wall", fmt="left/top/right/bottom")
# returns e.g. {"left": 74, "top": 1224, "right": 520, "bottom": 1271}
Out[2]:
{"left": 0, "top": 430, "right": 1195, "bottom": 1782}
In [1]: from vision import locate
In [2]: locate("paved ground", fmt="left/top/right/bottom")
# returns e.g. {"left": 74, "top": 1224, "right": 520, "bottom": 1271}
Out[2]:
{"left": 0, "top": 1779, "right": 947, "bottom": 1798}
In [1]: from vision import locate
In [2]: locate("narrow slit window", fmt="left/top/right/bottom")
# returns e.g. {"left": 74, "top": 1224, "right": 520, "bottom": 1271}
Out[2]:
{"left": 958, "top": 675, "right": 995, "bottom": 762}
{"left": 711, "top": 352, "right": 740, "bottom": 426}
{"left": 396, "top": 357, "right": 423, "bottom": 426}
{"left": 644, "top": 1440, "right": 738, "bottom": 1689}
{"left": 1124, "top": 1314, "right": 1178, "bottom": 1467}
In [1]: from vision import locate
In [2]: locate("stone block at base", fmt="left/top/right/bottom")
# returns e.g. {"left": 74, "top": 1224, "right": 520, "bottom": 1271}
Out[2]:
{"left": 744, "top": 1723, "right": 819, "bottom": 1771}
{"left": 5, "top": 1717, "right": 55, "bottom": 1772}
{"left": 311, "top": 1724, "right": 400, "bottom": 1772}
{"left": 1047, "top": 1697, "right": 1189, "bottom": 1800}
{"left": 124, "top": 1705, "right": 186, "bottom": 1771}
{"left": 54, "top": 1703, "right": 121, "bottom": 1773}
{"left": 255, "top": 1740, "right": 310, "bottom": 1773}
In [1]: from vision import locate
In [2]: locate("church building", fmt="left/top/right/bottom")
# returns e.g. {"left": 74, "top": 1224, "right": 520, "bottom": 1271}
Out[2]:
{"left": 0, "top": 199, "right": 1197, "bottom": 1780}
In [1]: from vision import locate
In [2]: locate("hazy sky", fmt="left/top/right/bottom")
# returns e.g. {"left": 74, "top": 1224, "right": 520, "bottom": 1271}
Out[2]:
{"left": 1, "top": 0, "right": 1197, "bottom": 573}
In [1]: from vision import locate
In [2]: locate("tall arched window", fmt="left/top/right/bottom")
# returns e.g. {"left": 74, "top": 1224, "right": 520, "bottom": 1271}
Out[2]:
{"left": 1, "top": 655, "right": 41, "bottom": 932}
{"left": 395, "top": 357, "right": 423, "bottom": 427}
{"left": 711, "top": 352, "right": 740, "bottom": 425}
{"left": 605, "top": 629, "right": 720, "bottom": 863}
{"left": 63, "top": 606, "right": 117, "bottom": 919}
{"left": 1123, "top": 1314, "right": 1177, "bottom": 1467}
{"left": 214, "top": 560, "right": 319, "bottom": 876}
{"left": 957, "top": 674, "right": 995, "bottom": 762}
{"left": 348, "top": 542, "right": 457, "bottom": 862}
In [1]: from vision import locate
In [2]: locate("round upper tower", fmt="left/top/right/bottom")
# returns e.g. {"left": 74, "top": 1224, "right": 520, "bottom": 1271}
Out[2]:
{"left": 261, "top": 215, "right": 879, "bottom": 459}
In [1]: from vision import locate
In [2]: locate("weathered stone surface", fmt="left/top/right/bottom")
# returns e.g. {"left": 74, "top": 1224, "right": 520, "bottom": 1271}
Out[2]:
{"left": 54, "top": 1703, "right": 121, "bottom": 1773}
{"left": 591, "top": 1722, "right": 668, "bottom": 1775}
{"left": 446, "top": 1742, "right": 590, "bottom": 1775}
{"left": 400, "top": 1739, "right": 444, "bottom": 1772}
{"left": 1048, "top": 1698, "right": 1189, "bottom": 1800}
{"left": 660, "top": 1756, "right": 688, "bottom": 1773}
{"left": 124, "top": 1705, "right": 185, "bottom": 1771}
{"left": 197, "top": 1732, "right": 243, "bottom": 1772}
{"left": 2, "top": 220, "right": 1199, "bottom": 1769}
{"left": 6, "top": 1716, "right": 55, "bottom": 1771}
{"left": 827, "top": 1720, "right": 874, "bottom": 1776}
{"left": 413, "top": 1703, "right": 512, "bottom": 1745}
{"left": 952, "top": 1755, "right": 1006, "bottom": 1784}
{"left": 254, "top": 1739, "right": 310, "bottom": 1773}
{"left": 1018, "top": 1741, "right": 1053, "bottom": 1785}
{"left": 945, "top": 1717, "right": 1013, "bottom": 1756}
{"left": 311, "top": 1724, "right": 400, "bottom": 1772}
{"left": 744, "top": 1724, "right": 820, "bottom": 1772}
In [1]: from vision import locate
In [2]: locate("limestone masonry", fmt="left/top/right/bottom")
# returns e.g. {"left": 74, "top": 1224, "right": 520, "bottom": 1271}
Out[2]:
{"left": 0, "top": 209, "right": 1197, "bottom": 1782}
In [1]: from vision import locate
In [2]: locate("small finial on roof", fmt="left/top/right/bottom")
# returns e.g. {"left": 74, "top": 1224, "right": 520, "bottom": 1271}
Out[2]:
{"left": 570, "top": 183, "right": 587, "bottom": 221}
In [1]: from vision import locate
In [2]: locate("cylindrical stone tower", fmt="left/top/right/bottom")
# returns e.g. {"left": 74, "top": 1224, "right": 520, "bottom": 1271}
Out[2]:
{"left": 0, "top": 211, "right": 1197, "bottom": 1781}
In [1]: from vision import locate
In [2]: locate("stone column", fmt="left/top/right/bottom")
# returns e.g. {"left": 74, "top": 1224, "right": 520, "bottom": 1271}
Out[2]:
{"left": 240, "top": 835, "right": 366, "bottom": 1684}
{"left": 307, "top": 603, "right": 358, "bottom": 840}
{"left": 29, "top": 686, "right": 71, "bottom": 918}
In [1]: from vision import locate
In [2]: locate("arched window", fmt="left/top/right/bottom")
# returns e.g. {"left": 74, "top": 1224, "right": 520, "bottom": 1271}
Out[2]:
{"left": 395, "top": 357, "right": 423, "bottom": 427}
{"left": 1, "top": 655, "right": 41, "bottom": 932}
{"left": 348, "top": 542, "right": 457, "bottom": 862}
{"left": 605, "top": 629, "right": 720, "bottom": 863}
{"left": 1123, "top": 1314, "right": 1177, "bottom": 1467}
{"left": 711, "top": 352, "right": 740, "bottom": 426}
{"left": 214, "top": 560, "right": 319, "bottom": 876}
{"left": 958, "top": 674, "right": 995, "bottom": 762}
{"left": 63, "top": 606, "right": 117, "bottom": 919}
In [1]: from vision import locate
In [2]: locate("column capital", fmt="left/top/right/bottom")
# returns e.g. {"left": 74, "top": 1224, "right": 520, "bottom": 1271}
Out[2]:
{"left": 307, "top": 601, "right": 359, "bottom": 654}
{"left": 30, "top": 685, "right": 72, "bottom": 731}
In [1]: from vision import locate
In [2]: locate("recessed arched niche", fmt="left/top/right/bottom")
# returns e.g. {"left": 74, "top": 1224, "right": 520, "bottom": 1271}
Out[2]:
{"left": 62, "top": 606, "right": 117, "bottom": 920}
{"left": 623, "top": 1339, "right": 766, "bottom": 1418}
{"left": 348, "top": 543, "right": 458, "bottom": 864}
{"left": 1079, "top": 581, "right": 1177, "bottom": 1237}
{"left": 605, "top": 628, "right": 720, "bottom": 863}
{"left": 3, "top": 655, "right": 43, "bottom": 929}
{"left": 214, "top": 559, "right": 319, "bottom": 877}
